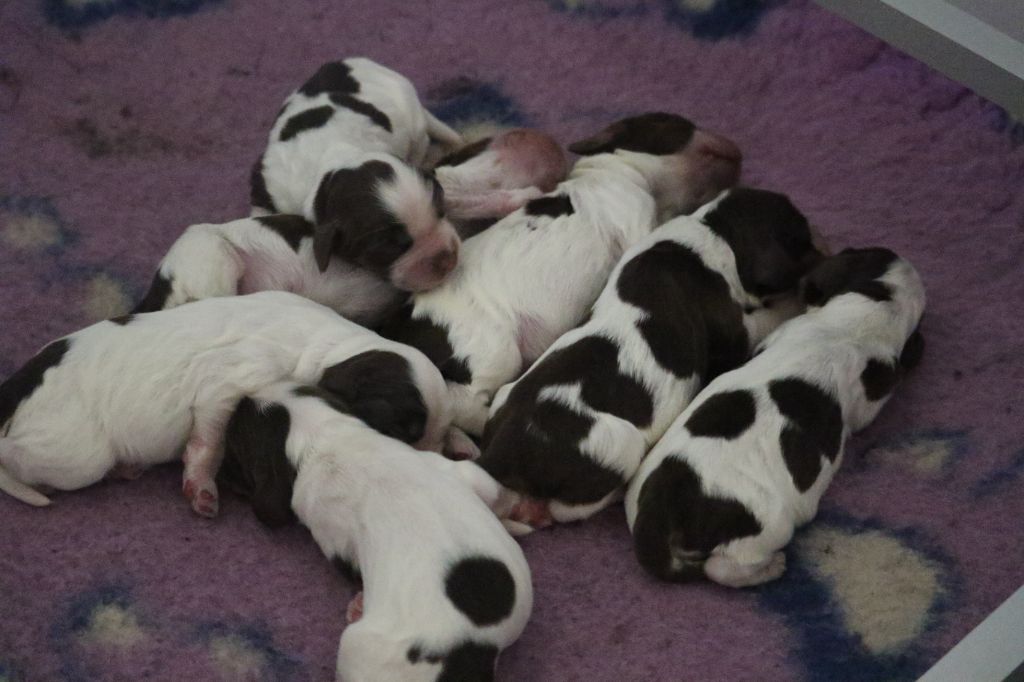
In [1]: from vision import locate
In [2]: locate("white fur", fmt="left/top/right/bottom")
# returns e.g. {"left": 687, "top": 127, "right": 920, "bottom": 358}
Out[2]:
{"left": 255, "top": 58, "right": 462, "bottom": 296}
{"left": 482, "top": 196, "right": 808, "bottom": 531}
{"left": 141, "top": 217, "right": 402, "bottom": 326}
{"left": 625, "top": 256, "right": 926, "bottom": 587}
{"left": 0, "top": 292, "right": 452, "bottom": 511}
{"left": 404, "top": 148, "right": 714, "bottom": 435}
{"left": 237, "top": 382, "right": 531, "bottom": 682}
{"left": 260, "top": 57, "right": 460, "bottom": 216}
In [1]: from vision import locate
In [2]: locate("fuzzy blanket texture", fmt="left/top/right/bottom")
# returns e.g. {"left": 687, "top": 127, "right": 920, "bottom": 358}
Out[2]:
{"left": 2, "top": 0, "right": 1023, "bottom": 680}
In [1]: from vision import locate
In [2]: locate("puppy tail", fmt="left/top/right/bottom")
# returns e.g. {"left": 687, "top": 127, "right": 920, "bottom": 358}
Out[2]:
{"left": 424, "top": 110, "right": 463, "bottom": 148}
{"left": 0, "top": 446, "right": 51, "bottom": 507}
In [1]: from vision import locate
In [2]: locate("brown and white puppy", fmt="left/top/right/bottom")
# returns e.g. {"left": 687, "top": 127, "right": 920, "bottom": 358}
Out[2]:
{"left": 381, "top": 112, "right": 743, "bottom": 437}
{"left": 625, "top": 248, "right": 925, "bottom": 587}
{"left": 251, "top": 58, "right": 462, "bottom": 296}
{"left": 477, "top": 188, "right": 824, "bottom": 533}
{"left": 0, "top": 292, "right": 452, "bottom": 517}
{"left": 218, "top": 382, "right": 532, "bottom": 682}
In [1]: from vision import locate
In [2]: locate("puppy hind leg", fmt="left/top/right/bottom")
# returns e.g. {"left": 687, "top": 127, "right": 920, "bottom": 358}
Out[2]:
{"left": 181, "top": 399, "right": 238, "bottom": 518}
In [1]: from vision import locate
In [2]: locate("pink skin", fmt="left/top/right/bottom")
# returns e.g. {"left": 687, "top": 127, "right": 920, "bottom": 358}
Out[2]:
{"left": 441, "top": 128, "right": 569, "bottom": 222}
{"left": 681, "top": 129, "right": 743, "bottom": 208}
{"left": 487, "top": 129, "right": 568, "bottom": 193}
{"left": 346, "top": 591, "right": 364, "bottom": 623}
{"left": 389, "top": 225, "right": 460, "bottom": 292}
{"left": 507, "top": 496, "right": 553, "bottom": 530}
{"left": 182, "top": 435, "right": 220, "bottom": 518}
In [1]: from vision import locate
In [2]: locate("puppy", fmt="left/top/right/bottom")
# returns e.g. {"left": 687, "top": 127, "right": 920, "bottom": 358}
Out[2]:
{"left": 625, "top": 248, "right": 926, "bottom": 587}
{"left": 477, "top": 188, "right": 825, "bottom": 533}
{"left": 218, "top": 382, "right": 532, "bottom": 682}
{"left": 252, "top": 58, "right": 462, "bottom": 294}
{"left": 132, "top": 130, "right": 569, "bottom": 323}
{"left": 381, "top": 112, "right": 743, "bottom": 436}
{"left": 253, "top": 57, "right": 462, "bottom": 212}
{"left": 433, "top": 128, "right": 569, "bottom": 236}
{"left": 132, "top": 214, "right": 405, "bottom": 327}
{"left": 0, "top": 291, "right": 451, "bottom": 516}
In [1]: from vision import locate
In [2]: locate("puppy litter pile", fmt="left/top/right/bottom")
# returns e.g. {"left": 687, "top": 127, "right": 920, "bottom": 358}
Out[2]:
{"left": 0, "top": 55, "right": 928, "bottom": 681}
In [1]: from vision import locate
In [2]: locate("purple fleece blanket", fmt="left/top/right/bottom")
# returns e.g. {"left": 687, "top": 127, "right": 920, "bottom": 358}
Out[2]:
{"left": 1, "top": 0, "right": 1023, "bottom": 680}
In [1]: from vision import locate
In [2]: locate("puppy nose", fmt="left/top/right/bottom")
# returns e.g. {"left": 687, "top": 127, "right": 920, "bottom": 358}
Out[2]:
{"left": 696, "top": 131, "right": 742, "bottom": 164}
{"left": 432, "top": 249, "right": 458, "bottom": 276}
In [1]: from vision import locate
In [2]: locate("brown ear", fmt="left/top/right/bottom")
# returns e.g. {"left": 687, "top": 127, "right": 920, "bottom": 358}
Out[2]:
{"left": 567, "top": 125, "right": 620, "bottom": 156}
{"left": 313, "top": 219, "right": 342, "bottom": 272}
{"left": 898, "top": 328, "right": 925, "bottom": 373}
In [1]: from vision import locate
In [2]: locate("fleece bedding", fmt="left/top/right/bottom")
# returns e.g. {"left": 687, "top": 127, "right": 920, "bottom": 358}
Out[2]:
{"left": 1, "top": 0, "right": 1023, "bottom": 680}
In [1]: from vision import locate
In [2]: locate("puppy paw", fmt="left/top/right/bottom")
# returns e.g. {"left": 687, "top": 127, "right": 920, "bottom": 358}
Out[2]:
{"left": 443, "top": 426, "right": 480, "bottom": 461}
{"left": 507, "top": 497, "right": 553, "bottom": 531}
{"left": 346, "top": 592, "right": 364, "bottom": 623}
{"left": 764, "top": 551, "right": 787, "bottom": 582}
{"left": 183, "top": 478, "right": 219, "bottom": 518}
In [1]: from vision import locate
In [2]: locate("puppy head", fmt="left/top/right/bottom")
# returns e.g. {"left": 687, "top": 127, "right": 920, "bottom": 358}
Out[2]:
{"left": 801, "top": 247, "right": 911, "bottom": 306}
{"left": 317, "top": 348, "right": 451, "bottom": 453}
{"left": 568, "top": 112, "right": 741, "bottom": 216}
{"left": 337, "top": 624, "right": 498, "bottom": 682}
{"left": 312, "top": 159, "right": 460, "bottom": 292}
{"left": 700, "top": 188, "right": 826, "bottom": 298}
{"left": 802, "top": 247, "right": 927, "bottom": 341}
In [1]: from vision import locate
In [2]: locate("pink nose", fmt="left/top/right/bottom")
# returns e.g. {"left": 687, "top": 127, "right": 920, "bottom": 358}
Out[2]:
{"left": 432, "top": 249, "right": 458, "bottom": 277}
{"left": 697, "top": 131, "right": 742, "bottom": 164}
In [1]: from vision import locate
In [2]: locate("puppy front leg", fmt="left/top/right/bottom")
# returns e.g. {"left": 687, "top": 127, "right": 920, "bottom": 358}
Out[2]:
{"left": 704, "top": 551, "right": 786, "bottom": 588}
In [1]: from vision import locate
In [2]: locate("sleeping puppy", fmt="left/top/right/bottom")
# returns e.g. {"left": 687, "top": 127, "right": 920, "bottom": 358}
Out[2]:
{"left": 132, "top": 214, "right": 405, "bottom": 327}
{"left": 251, "top": 58, "right": 462, "bottom": 295}
{"left": 624, "top": 248, "right": 926, "bottom": 587}
{"left": 253, "top": 57, "right": 463, "bottom": 214}
{"left": 0, "top": 291, "right": 451, "bottom": 517}
{"left": 381, "top": 112, "right": 743, "bottom": 436}
{"left": 132, "top": 130, "right": 568, "bottom": 323}
{"left": 477, "top": 188, "right": 825, "bottom": 533}
{"left": 218, "top": 382, "right": 532, "bottom": 682}
{"left": 433, "top": 128, "right": 569, "bottom": 236}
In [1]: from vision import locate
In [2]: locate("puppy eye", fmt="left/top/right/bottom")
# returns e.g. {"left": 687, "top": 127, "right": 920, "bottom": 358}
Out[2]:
{"left": 360, "top": 222, "right": 413, "bottom": 268}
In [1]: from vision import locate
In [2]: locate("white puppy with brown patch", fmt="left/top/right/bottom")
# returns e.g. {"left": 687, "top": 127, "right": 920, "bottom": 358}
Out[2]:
{"left": 381, "top": 112, "right": 743, "bottom": 436}
{"left": 0, "top": 292, "right": 452, "bottom": 517}
{"left": 625, "top": 248, "right": 925, "bottom": 587}
{"left": 249, "top": 59, "right": 463, "bottom": 299}
{"left": 218, "top": 381, "right": 532, "bottom": 682}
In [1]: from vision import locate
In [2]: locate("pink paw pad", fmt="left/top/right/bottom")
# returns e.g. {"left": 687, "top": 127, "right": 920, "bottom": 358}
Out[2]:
{"left": 346, "top": 592, "right": 364, "bottom": 623}
{"left": 509, "top": 497, "right": 553, "bottom": 529}
{"left": 192, "top": 488, "right": 219, "bottom": 518}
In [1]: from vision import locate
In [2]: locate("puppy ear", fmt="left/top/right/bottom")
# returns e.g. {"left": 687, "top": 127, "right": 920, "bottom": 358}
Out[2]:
{"left": 567, "top": 125, "right": 619, "bottom": 156}
{"left": 313, "top": 219, "right": 344, "bottom": 272}
{"left": 319, "top": 351, "right": 428, "bottom": 445}
{"left": 219, "top": 399, "right": 297, "bottom": 528}
{"left": 898, "top": 328, "right": 925, "bottom": 373}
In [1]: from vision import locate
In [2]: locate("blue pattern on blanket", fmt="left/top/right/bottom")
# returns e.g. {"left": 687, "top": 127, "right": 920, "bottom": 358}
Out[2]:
{"left": 44, "top": 0, "right": 223, "bottom": 29}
